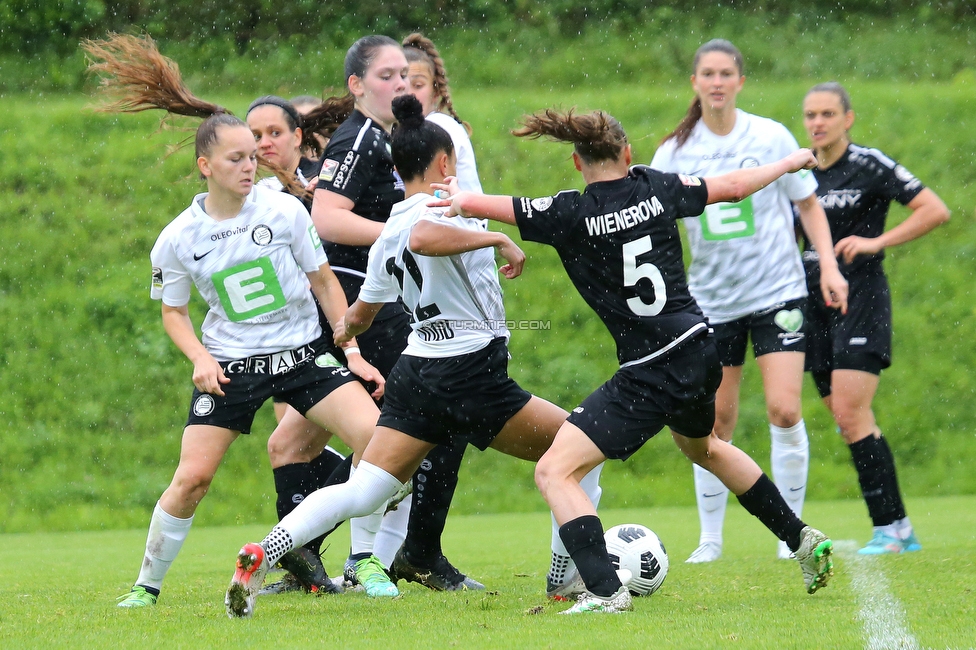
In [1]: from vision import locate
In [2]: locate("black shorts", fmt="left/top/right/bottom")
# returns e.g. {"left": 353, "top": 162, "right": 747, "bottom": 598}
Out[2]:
{"left": 276, "top": 291, "right": 410, "bottom": 403}
{"left": 805, "top": 269, "right": 891, "bottom": 393}
{"left": 186, "top": 335, "right": 358, "bottom": 434}
{"left": 712, "top": 298, "right": 807, "bottom": 367}
{"left": 567, "top": 337, "right": 723, "bottom": 460}
{"left": 377, "top": 338, "right": 532, "bottom": 451}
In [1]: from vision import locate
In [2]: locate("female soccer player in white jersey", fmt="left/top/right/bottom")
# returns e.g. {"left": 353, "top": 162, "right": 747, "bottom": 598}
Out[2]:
{"left": 650, "top": 39, "right": 849, "bottom": 563}
{"left": 801, "top": 82, "right": 949, "bottom": 554}
{"left": 311, "top": 35, "right": 483, "bottom": 594}
{"left": 84, "top": 34, "right": 393, "bottom": 602}
{"left": 432, "top": 108, "right": 836, "bottom": 613}
{"left": 113, "top": 111, "right": 386, "bottom": 609}
{"left": 402, "top": 33, "right": 484, "bottom": 193}
{"left": 224, "top": 94, "right": 599, "bottom": 618}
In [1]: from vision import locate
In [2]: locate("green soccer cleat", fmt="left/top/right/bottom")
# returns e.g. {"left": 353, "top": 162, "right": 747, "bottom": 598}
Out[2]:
{"left": 117, "top": 585, "right": 157, "bottom": 608}
{"left": 353, "top": 555, "right": 399, "bottom": 598}
{"left": 795, "top": 526, "right": 834, "bottom": 594}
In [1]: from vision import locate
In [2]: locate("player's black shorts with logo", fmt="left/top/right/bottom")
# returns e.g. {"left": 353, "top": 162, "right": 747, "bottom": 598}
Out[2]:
{"left": 805, "top": 266, "right": 891, "bottom": 378}
{"left": 377, "top": 337, "right": 532, "bottom": 450}
{"left": 186, "top": 333, "right": 357, "bottom": 434}
{"left": 568, "top": 335, "right": 723, "bottom": 460}
{"left": 711, "top": 297, "right": 808, "bottom": 366}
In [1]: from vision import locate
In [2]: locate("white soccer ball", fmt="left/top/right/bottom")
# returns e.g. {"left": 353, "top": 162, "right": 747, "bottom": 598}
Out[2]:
{"left": 604, "top": 523, "right": 669, "bottom": 596}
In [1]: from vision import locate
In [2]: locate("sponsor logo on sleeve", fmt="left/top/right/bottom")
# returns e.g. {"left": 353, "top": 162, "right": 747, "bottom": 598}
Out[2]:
{"left": 530, "top": 196, "right": 554, "bottom": 211}
{"left": 678, "top": 174, "right": 702, "bottom": 187}
{"left": 152, "top": 266, "right": 163, "bottom": 290}
{"left": 739, "top": 157, "right": 760, "bottom": 168}
{"left": 308, "top": 225, "right": 322, "bottom": 249}
{"left": 321, "top": 159, "right": 339, "bottom": 182}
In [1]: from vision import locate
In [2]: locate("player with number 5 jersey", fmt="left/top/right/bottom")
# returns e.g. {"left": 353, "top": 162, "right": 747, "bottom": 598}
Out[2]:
{"left": 434, "top": 107, "right": 836, "bottom": 612}
{"left": 651, "top": 39, "right": 849, "bottom": 563}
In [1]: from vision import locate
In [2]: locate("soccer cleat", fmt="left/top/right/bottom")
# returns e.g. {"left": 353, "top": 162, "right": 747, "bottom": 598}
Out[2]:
{"left": 385, "top": 478, "right": 413, "bottom": 514}
{"left": 389, "top": 549, "right": 485, "bottom": 592}
{"left": 353, "top": 555, "right": 399, "bottom": 598}
{"left": 902, "top": 532, "right": 922, "bottom": 552}
{"left": 858, "top": 529, "right": 922, "bottom": 555}
{"left": 795, "top": 526, "right": 833, "bottom": 594}
{"left": 117, "top": 585, "right": 157, "bottom": 608}
{"left": 273, "top": 547, "right": 342, "bottom": 595}
{"left": 777, "top": 540, "right": 795, "bottom": 560}
{"left": 547, "top": 567, "right": 585, "bottom": 601}
{"left": 685, "top": 541, "right": 722, "bottom": 564}
{"left": 257, "top": 572, "right": 305, "bottom": 596}
{"left": 560, "top": 572, "right": 633, "bottom": 615}
{"left": 226, "top": 543, "right": 270, "bottom": 618}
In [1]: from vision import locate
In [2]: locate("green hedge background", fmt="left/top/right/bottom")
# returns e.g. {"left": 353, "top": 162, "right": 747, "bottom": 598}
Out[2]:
{"left": 1, "top": 5, "right": 974, "bottom": 533}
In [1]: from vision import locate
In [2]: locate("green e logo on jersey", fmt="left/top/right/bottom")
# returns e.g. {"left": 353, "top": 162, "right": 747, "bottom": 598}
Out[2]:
{"left": 212, "top": 257, "right": 286, "bottom": 322}
{"left": 308, "top": 224, "right": 322, "bottom": 249}
{"left": 701, "top": 197, "right": 755, "bottom": 240}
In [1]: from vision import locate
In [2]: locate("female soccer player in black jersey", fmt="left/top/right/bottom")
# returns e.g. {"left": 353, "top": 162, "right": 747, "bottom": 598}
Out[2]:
{"left": 436, "top": 108, "right": 837, "bottom": 613}
{"left": 802, "top": 82, "right": 949, "bottom": 555}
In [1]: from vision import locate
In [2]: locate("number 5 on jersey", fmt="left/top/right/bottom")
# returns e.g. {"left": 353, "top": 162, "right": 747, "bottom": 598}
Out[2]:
{"left": 623, "top": 236, "right": 667, "bottom": 316}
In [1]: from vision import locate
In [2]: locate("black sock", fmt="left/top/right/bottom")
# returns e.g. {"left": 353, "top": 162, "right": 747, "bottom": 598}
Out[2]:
{"left": 401, "top": 443, "right": 466, "bottom": 564}
{"left": 559, "top": 515, "right": 621, "bottom": 598}
{"left": 736, "top": 474, "right": 805, "bottom": 552}
{"left": 303, "top": 452, "right": 354, "bottom": 554}
{"left": 310, "top": 447, "right": 345, "bottom": 488}
{"left": 273, "top": 462, "right": 316, "bottom": 521}
{"left": 849, "top": 434, "right": 906, "bottom": 527}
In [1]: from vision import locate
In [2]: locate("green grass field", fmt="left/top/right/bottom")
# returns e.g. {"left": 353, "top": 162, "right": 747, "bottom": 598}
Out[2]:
{"left": 2, "top": 497, "right": 973, "bottom": 649}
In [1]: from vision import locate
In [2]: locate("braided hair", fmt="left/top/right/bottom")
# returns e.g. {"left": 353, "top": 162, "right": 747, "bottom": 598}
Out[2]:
{"left": 402, "top": 33, "right": 471, "bottom": 135}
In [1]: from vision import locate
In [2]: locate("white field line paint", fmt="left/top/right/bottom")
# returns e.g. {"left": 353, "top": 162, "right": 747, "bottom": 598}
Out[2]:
{"left": 835, "top": 540, "right": 920, "bottom": 650}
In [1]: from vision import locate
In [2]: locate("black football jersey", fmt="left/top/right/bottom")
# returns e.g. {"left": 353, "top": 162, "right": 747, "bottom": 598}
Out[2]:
{"left": 316, "top": 110, "right": 404, "bottom": 275}
{"left": 804, "top": 143, "right": 924, "bottom": 276}
{"left": 513, "top": 165, "right": 709, "bottom": 366}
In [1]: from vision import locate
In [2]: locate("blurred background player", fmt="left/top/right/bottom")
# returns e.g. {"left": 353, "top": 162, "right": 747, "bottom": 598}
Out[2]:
{"left": 650, "top": 39, "right": 848, "bottom": 562}
{"left": 801, "top": 81, "right": 949, "bottom": 554}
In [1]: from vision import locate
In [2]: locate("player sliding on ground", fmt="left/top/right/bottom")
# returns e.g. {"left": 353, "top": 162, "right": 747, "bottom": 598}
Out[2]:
{"left": 432, "top": 108, "right": 836, "bottom": 613}
{"left": 225, "top": 95, "right": 604, "bottom": 618}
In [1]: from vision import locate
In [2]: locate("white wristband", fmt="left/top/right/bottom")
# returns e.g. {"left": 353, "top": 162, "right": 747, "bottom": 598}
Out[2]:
{"left": 343, "top": 346, "right": 361, "bottom": 357}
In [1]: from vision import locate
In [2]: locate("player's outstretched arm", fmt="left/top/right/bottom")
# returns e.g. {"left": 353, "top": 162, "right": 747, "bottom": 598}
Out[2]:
{"left": 161, "top": 303, "right": 229, "bottom": 396}
{"left": 409, "top": 220, "right": 525, "bottom": 279}
{"left": 429, "top": 178, "right": 518, "bottom": 226}
{"left": 704, "top": 148, "right": 818, "bottom": 204}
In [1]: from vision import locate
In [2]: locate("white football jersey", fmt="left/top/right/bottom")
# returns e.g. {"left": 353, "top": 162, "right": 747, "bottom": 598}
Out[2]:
{"left": 427, "top": 111, "right": 483, "bottom": 194}
{"left": 359, "top": 192, "right": 507, "bottom": 358}
{"left": 651, "top": 110, "right": 816, "bottom": 323}
{"left": 150, "top": 186, "right": 327, "bottom": 360}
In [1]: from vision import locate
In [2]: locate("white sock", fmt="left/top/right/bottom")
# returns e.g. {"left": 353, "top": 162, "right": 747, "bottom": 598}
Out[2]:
{"left": 348, "top": 463, "right": 388, "bottom": 558}
{"left": 694, "top": 463, "right": 728, "bottom": 547}
{"left": 770, "top": 420, "right": 809, "bottom": 519}
{"left": 893, "top": 516, "right": 914, "bottom": 539}
{"left": 276, "top": 460, "right": 403, "bottom": 562}
{"left": 549, "top": 463, "right": 604, "bottom": 585}
{"left": 373, "top": 493, "right": 412, "bottom": 568}
{"left": 134, "top": 502, "right": 193, "bottom": 591}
